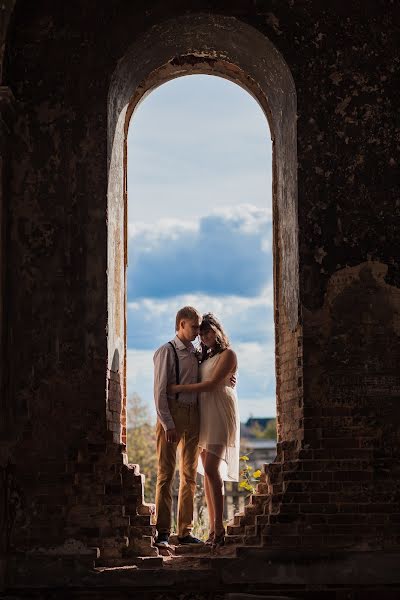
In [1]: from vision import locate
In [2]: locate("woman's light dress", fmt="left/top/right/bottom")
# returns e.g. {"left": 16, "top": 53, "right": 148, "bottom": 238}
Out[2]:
{"left": 197, "top": 352, "right": 240, "bottom": 482}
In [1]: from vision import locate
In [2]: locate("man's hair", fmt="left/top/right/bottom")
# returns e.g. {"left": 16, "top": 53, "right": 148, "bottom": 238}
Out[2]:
{"left": 175, "top": 306, "right": 201, "bottom": 331}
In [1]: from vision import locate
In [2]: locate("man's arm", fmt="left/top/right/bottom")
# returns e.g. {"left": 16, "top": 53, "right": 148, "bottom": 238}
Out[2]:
{"left": 153, "top": 345, "right": 176, "bottom": 436}
{"left": 169, "top": 350, "right": 237, "bottom": 394}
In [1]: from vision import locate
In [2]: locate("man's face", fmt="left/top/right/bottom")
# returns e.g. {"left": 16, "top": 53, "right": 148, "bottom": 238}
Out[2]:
{"left": 180, "top": 318, "right": 201, "bottom": 342}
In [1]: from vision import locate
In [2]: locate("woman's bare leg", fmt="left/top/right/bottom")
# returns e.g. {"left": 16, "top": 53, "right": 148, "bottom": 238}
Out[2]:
{"left": 201, "top": 450, "right": 215, "bottom": 537}
{"left": 203, "top": 448, "right": 224, "bottom": 534}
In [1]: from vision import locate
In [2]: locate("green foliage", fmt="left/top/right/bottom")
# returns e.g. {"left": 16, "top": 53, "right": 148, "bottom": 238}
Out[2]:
{"left": 249, "top": 418, "right": 277, "bottom": 440}
{"left": 192, "top": 503, "right": 208, "bottom": 541}
{"left": 126, "top": 393, "right": 157, "bottom": 500}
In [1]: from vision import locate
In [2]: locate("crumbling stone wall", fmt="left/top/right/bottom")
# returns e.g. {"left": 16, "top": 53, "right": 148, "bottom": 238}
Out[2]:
{"left": 258, "top": 1, "right": 400, "bottom": 551}
{"left": 0, "top": 0, "right": 399, "bottom": 590}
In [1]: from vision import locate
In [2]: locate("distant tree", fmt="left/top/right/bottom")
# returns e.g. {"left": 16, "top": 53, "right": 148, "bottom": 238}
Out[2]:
{"left": 249, "top": 418, "right": 277, "bottom": 440}
{"left": 126, "top": 393, "right": 157, "bottom": 500}
{"left": 263, "top": 418, "right": 277, "bottom": 440}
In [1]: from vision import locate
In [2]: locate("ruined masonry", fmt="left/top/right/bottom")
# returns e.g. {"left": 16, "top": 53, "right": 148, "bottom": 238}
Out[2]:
{"left": 1, "top": 1, "right": 400, "bottom": 598}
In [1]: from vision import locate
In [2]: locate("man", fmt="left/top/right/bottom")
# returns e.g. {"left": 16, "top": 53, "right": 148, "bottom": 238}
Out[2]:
{"left": 153, "top": 306, "right": 203, "bottom": 547}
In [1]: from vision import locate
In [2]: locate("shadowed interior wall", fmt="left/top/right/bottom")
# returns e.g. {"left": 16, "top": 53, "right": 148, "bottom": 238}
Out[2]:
{"left": 0, "top": 0, "right": 399, "bottom": 592}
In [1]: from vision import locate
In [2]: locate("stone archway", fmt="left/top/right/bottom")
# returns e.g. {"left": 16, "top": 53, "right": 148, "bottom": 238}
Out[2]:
{"left": 107, "top": 14, "right": 300, "bottom": 466}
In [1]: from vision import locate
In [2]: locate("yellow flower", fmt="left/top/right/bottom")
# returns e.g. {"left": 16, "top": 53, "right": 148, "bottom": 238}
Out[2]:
{"left": 240, "top": 455, "right": 249, "bottom": 461}
{"left": 253, "top": 469, "right": 262, "bottom": 478}
{"left": 239, "top": 481, "right": 254, "bottom": 492}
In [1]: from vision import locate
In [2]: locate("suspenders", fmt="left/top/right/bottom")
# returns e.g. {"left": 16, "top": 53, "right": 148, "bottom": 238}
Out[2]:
{"left": 168, "top": 341, "right": 180, "bottom": 399}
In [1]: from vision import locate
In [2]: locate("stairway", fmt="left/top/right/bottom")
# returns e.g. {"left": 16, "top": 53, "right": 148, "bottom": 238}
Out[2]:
{"left": 225, "top": 467, "right": 272, "bottom": 546}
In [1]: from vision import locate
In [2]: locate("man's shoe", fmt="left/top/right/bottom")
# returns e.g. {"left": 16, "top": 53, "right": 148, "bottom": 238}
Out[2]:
{"left": 155, "top": 533, "right": 170, "bottom": 547}
{"left": 177, "top": 534, "right": 203, "bottom": 545}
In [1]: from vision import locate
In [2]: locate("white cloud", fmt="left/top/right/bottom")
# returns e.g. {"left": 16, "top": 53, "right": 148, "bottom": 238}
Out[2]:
{"left": 128, "top": 204, "right": 271, "bottom": 242}
{"left": 127, "top": 205, "right": 273, "bottom": 300}
{"left": 127, "top": 287, "right": 275, "bottom": 350}
{"left": 128, "top": 218, "right": 199, "bottom": 245}
{"left": 235, "top": 341, "right": 275, "bottom": 375}
{"left": 126, "top": 348, "right": 154, "bottom": 393}
{"left": 127, "top": 205, "right": 273, "bottom": 282}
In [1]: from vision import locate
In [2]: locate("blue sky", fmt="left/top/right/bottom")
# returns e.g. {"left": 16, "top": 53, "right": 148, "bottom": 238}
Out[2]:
{"left": 127, "top": 75, "right": 275, "bottom": 421}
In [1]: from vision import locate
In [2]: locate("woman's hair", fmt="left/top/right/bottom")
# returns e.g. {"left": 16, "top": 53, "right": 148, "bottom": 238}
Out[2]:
{"left": 199, "top": 312, "right": 230, "bottom": 360}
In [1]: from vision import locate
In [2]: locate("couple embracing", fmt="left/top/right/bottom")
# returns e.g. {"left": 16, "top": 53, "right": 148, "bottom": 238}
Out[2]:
{"left": 153, "top": 306, "right": 240, "bottom": 550}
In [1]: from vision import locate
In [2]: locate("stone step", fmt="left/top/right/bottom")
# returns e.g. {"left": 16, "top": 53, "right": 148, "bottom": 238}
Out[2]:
{"left": 137, "top": 502, "right": 156, "bottom": 517}
{"left": 250, "top": 493, "right": 270, "bottom": 509}
{"left": 96, "top": 556, "right": 163, "bottom": 569}
{"left": 168, "top": 534, "right": 210, "bottom": 552}
{"left": 162, "top": 555, "right": 213, "bottom": 569}
{"left": 259, "top": 468, "right": 268, "bottom": 483}
{"left": 256, "top": 514, "right": 270, "bottom": 526}
{"left": 224, "top": 534, "right": 244, "bottom": 545}
{"left": 245, "top": 525, "right": 256, "bottom": 536}
{"left": 232, "top": 511, "right": 255, "bottom": 527}
{"left": 173, "top": 544, "right": 211, "bottom": 555}
{"left": 233, "top": 513, "right": 243, "bottom": 526}
{"left": 129, "top": 514, "right": 152, "bottom": 526}
{"left": 240, "top": 512, "right": 257, "bottom": 526}
{"left": 94, "top": 536, "right": 129, "bottom": 559}
{"left": 125, "top": 535, "right": 159, "bottom": 557}
{"left": 227, "top": 524, "right": 244, "bottom": 536}
{"left": 264, "top": 463, "right": 283, "bottom": 485}
{"left": 244, "top": 534, "right": 260, "bottom": 546}
{"left": 128, "top": 524, "right": 155, "bottom": 537}
{"left": 256, "top": 482, "right": 269, "bottom": 494}
{"left": 244, "top": 504, "right": 259, "bottom": 517}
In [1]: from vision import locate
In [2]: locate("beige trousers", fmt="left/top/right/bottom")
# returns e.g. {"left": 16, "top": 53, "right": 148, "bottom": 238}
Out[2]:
{"left": 155, "top": 399, "right": 200, "bottom": 537}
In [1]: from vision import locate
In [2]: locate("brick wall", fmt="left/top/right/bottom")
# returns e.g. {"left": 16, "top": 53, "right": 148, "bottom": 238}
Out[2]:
{"left": 1, "top": 0, "right": 399, "bottom": 580}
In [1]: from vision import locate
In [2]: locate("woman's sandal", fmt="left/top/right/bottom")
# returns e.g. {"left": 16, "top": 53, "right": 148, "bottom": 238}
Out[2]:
{"left": 204, "top": 531, "right": 215, "bottom": 545}
{"left": 212, "top": 529, "right": 225, "bottom": 549}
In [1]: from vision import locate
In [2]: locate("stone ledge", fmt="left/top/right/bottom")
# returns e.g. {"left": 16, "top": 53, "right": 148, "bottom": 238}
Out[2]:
{"left": 5, "top": 551, "right": 400, "bottom": 592}
{"left": 222, "top": 549, "right": 400, "bottom": 586}
{"left": 96, "top": 556, "right": 163, "bottom": 569}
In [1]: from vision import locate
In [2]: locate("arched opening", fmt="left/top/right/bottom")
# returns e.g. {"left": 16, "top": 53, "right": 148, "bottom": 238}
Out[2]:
{"left": 126, "top": 73, "right": 275, "bottom": 527}
{"left": 107, "top": 12, "right": 300, "bottom": 553}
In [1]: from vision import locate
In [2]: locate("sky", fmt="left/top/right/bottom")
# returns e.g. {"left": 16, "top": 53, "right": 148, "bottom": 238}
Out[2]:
{"left": 127, "top": 74, "right": 275, "bottom": 422}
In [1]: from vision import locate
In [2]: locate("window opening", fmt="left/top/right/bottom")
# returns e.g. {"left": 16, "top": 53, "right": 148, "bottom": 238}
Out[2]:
{"left": 126, "top": 74, "right": 275, "bottom": 535}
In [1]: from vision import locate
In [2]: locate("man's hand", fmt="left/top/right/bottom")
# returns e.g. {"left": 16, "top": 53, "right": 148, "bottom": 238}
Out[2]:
{"left": 167, "top": 384, "right": 179, "bottom": 394}
{"left": 230, "top": 373, "right": 237, "bottom": 388}
{"left": 165, "top": 428, "right": 178, "bottom": 444}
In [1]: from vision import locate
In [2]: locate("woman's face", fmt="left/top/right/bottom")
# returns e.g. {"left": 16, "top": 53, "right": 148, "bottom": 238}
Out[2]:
{"left": 200, "top": 327, "right": 217, "bottom": 349}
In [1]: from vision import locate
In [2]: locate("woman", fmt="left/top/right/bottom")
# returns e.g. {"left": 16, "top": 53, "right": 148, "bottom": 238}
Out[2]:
{"left": 168, "top": 313, "right": 240, "bottom": 548}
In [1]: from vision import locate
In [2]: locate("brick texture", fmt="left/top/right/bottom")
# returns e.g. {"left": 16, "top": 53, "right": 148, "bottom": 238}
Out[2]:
{"left": 0, "top": 0, "right": 399, "bottom": 584}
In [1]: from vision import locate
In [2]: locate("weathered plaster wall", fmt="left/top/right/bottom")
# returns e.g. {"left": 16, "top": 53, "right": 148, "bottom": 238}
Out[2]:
{"left": 1, "top": 0, "right": 400, "bottom": 592}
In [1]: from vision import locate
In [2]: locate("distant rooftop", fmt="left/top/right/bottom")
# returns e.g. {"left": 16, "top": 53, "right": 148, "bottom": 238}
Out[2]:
{"left": 245, "top": 417, "right": 275, "bottom": 428}
{"left": 241, "top": 438, "right": 276, "bottom": 449}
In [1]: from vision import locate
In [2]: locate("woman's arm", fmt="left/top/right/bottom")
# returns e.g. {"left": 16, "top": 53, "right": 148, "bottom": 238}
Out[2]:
{"left": 169, "top": 349, "right": 237, "bottom": 394}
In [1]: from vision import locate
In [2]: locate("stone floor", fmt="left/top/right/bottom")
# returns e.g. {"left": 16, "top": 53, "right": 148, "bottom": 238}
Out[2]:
{"left": 5, "top": 548, "right": 400, "bottom": 599}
